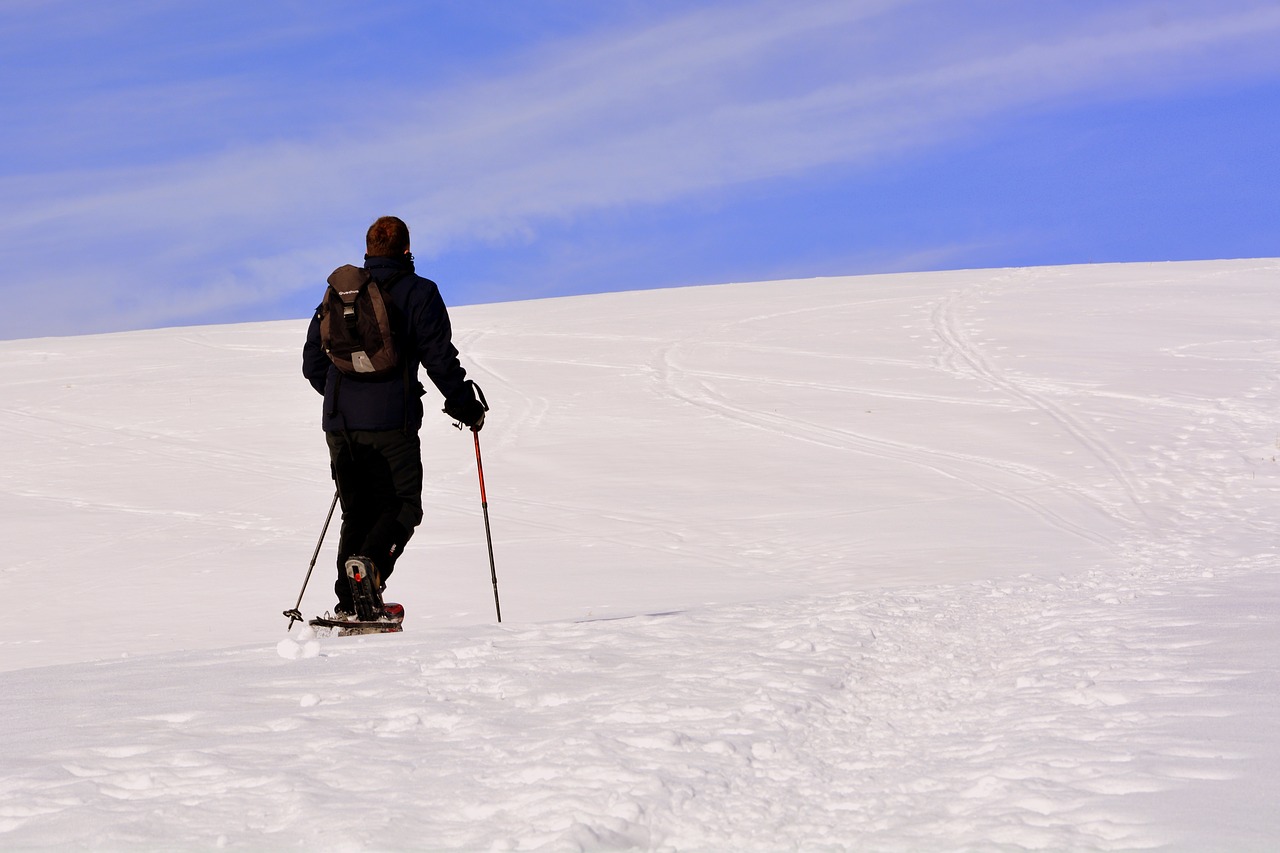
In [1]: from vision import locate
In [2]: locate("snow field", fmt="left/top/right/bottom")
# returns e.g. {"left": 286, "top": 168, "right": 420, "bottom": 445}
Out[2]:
{"left": 1, "top": 258, "right": 1278, "bottom": 849}
{"left": 2, "top": 558, "right": 1274, "bottom": 850}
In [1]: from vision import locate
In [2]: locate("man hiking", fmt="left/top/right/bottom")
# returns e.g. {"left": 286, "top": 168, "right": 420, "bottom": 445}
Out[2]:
{"left": 303, "top": 215, "right": 487, "bottom": 622}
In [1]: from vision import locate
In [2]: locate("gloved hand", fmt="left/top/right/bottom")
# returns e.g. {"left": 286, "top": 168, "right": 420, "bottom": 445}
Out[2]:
{"left": 443, "top": 385, "right": 487, "bottom": 432}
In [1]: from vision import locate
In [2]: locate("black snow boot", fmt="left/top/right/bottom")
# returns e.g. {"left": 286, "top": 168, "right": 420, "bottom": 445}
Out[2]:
{"left": 345, "top": 556, "right": 385, "bottom": 621}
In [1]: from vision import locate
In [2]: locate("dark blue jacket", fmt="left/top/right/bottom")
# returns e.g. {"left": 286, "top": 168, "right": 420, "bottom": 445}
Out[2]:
{"left": 303, "top": 255, "right": 468, "bottom": 432}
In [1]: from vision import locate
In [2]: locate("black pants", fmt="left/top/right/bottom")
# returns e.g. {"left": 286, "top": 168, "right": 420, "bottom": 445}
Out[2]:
{"left": 326, "top": 430, "right": 424, "bottom": 608}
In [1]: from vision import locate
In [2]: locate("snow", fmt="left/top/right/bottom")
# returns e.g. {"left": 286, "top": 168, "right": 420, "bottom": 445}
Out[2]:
{"left": 1, "top": 259, "right": 1277, "bottom": 850}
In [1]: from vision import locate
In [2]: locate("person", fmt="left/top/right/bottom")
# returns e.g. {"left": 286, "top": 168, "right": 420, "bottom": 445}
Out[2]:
{"left": 302, "top": 215, "right": 487, "bottom": 619}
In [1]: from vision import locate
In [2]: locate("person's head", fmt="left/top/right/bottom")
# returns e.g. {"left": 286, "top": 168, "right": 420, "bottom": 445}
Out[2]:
{"left": 366, "top": 216, "right": 411, "bottom": 257}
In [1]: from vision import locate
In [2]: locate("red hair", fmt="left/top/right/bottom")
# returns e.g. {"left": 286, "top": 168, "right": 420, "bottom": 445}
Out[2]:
{"left": 366, "top": 216, "right": 410, "bottom": 257}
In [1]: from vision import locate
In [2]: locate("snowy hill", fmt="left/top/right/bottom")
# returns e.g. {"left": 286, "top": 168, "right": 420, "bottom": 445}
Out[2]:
{"left": 1, "top": 260, "right": 1277, "bottom": 850}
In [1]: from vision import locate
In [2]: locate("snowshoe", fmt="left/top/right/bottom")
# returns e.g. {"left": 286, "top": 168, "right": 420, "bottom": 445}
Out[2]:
{"left": 310, "top": 602, "right": 404, "bottom": 636}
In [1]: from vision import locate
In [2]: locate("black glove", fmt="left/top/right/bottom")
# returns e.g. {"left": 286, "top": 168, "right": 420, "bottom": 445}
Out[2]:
{"left": 443, "top": 382, "right": 488, "bottom": 432}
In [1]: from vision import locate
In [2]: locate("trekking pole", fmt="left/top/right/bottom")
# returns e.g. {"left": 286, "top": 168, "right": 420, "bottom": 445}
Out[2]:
{"left": 283, "top": 490, "right": 339, "bottom": 629}
{"left": 473, "top": 429, "right": 503, "bottom": 623}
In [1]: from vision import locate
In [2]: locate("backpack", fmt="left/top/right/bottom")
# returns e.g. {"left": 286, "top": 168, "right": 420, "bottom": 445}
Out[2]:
{"left": 318, "top": 265, "right": 404, "bottom": 377}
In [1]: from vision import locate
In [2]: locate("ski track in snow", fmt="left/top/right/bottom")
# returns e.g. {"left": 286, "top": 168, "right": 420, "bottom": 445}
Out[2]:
{"left": 660, "top": 306, "right": 1122, "bottom": 556}
{"left": 929, "top": 273, "right": 1153, "bottom": 530}
{"left": 1, "top": 260, "right": 1278, "bottom": 850}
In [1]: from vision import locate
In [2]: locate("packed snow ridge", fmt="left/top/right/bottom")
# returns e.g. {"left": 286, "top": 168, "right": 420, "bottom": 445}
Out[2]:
{"left": 1, "top": 260, "right": 1277, "bottom": 850}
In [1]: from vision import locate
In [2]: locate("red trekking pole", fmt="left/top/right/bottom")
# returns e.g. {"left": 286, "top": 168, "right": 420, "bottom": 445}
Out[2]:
{"left": 473, "top": 429, "right": 502, "bottom": 623}
{"left": 452, "top": 380, "right": 501, "bottom": 623}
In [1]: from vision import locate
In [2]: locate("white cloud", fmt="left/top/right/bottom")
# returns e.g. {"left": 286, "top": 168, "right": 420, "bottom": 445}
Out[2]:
{"left": 3, "top": 0, "right": 1280, "bottom": 337}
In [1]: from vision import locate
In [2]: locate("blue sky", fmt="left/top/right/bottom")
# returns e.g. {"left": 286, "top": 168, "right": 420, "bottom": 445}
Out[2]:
{"left": 3, "top": 0, "right": 1279, "bottom": 339}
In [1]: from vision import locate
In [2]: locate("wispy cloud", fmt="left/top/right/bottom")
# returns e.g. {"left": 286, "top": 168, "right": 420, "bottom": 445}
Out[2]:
{"left": 3, "top": 0, "right": 1279, "bottom": 337}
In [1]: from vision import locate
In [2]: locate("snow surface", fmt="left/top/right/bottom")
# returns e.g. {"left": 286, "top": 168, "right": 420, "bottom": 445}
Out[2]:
{"left": 1, "top": 259, "right": 1277, "bottom": 850}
